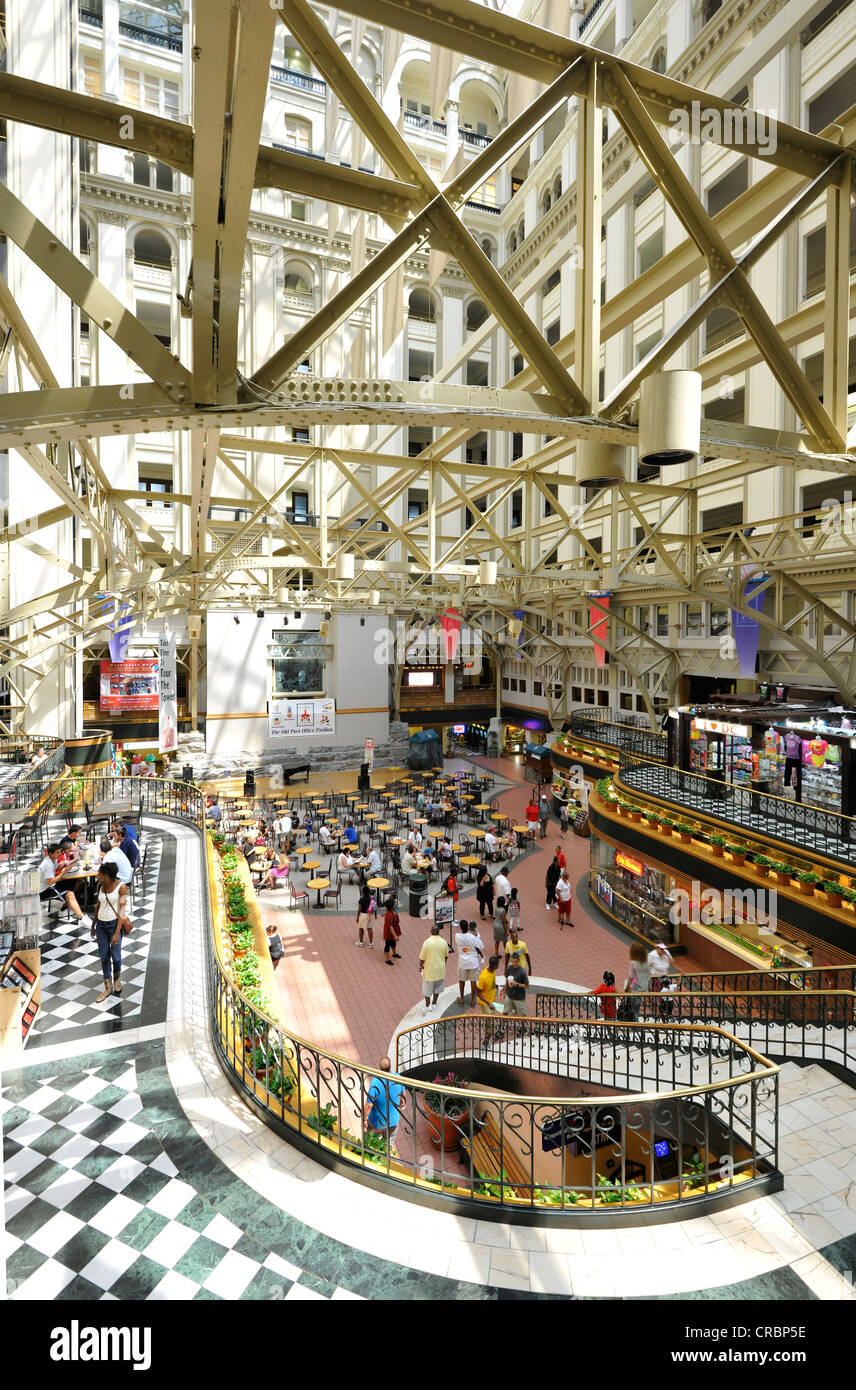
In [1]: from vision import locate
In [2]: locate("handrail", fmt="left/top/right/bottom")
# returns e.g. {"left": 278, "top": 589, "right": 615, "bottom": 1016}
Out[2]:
{"left": 617, "top": 751, "right": 856, "bottom": 869}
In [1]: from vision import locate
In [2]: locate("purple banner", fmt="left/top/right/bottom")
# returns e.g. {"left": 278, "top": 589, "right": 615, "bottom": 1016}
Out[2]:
{"left": 513, "top": 609, "right": 525, "bottom": 649}
{"left": 731, "top": 573, "right": 766, "bottom": 678}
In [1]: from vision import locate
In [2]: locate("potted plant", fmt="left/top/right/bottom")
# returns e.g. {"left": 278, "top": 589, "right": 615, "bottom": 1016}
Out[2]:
{"left": 232, "top": 928, "right": 255, "bottom": 959}
{"left": 655, "top": 815, "right": 670, "bottom": 836}
{"left": 842, "top": 888, "right": 856, "bottom": 910}
{"left": 681, "top": 1152, "right": 707, "bottom": 1191}
{"left": 795, "top": 870, "right": 818, "bottom": 897}
{"left": 627, "top": 804, "right": 643, "bottom": 823}
{"left": 673, "top": 822, "right": 694, "bottom": 843}
{"left": 423, "top": 1072, "right": 471, "bottom": 1150}
{"left": 709, "top": 833, "right": 727, "bottom": 858}
{"left": 306, "top": 1101, "right": 338, "bottom": 1137}
{"left": 821, "top": 879, "right": 844, "bottom": 908}
{"left": 771, "top": 861, "right": 796, "bottom": 885}
{"left": 726, "top": 843, "right": 746, "bottom": 866}
{"left": 751, "top": 854, "right": 772, "bottom": 877}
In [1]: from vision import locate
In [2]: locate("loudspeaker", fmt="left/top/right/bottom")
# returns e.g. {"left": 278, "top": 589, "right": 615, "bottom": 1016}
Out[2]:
{"left": 182, "top": 764, "right": 194, "bottom": 784}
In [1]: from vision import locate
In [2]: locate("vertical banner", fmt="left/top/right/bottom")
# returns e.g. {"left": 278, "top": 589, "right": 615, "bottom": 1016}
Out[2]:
{"left": 158, "top": 631, "right": 178, "bottom": 754}
{"left": 731, "top": 570, "right": 767, "bottom": 678}
{"left": 440, "top": 607, "right": 462, "bottom": 661}
{"left": 589, "top": 593, "right": 611, "bottom": 667}
{"left": 512, "top": 608, "right": 526, "bottom": 648}
{"left": 364, "top": 737, "right": 374, "bottom": 771}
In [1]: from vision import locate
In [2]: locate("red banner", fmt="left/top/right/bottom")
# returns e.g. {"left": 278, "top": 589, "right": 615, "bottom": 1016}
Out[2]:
{"left": 590, "top": 594, "right": 611, "bottom": 667}
{"left": 99, "top": 659, "right": 159, "bottom": 713}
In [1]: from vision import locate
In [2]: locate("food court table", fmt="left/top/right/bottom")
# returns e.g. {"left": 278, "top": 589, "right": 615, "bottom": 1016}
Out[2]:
{"left": 459, "top": 854, "right": 481, "bottom": 881}
{"left": 92, "top": 799, "right": 134, "bottom": 821}
{"left": 307, "top": 876, "right": 330, "bottom": 907}
{"left": 0, "top": 807, "right": 32, "bottom": 827}
{"left": 367, "top": 877, "right": 389, "bottom": 892}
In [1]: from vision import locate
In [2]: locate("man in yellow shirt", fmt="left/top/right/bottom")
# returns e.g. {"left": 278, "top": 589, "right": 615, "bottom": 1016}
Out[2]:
{"left": 504, "top": 928, "right": 531, "bottom": 975}
{"left": 476, "top": 954, "right": 502, "bottom": 1041}
{"left": 418, "top": 924, "right": 450, "bottom": 1014}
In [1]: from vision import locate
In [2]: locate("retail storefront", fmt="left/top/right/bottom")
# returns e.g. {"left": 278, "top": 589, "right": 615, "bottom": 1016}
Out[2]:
{"left": 590, "top": 835, "right": 681, "bottom": 946}
{"left": 678, "top": 705, "right": 855, "bottom": 817}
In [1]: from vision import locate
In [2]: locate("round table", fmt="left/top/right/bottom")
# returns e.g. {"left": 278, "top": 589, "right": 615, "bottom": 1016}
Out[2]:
{"left": 303, "top": 859, "right": 321, "bottom": 874}
{"left": 460, "top": 854, "right": 481, "bottom": 881}
{"left": 295, "top": 845, "right": 314, "bottom": 856}
{"left": 491, "top": 812, "right": 509, "bottom": 825}
{"left": 307, "top": 876, "right": 330, "bottom": 907}
{"left": 414, "top": 818, "right": 428, "bottom": 826}
{"left": 473, "top": 804, "right": 492, "bottom": 821}
{"left": 469, "top": 827, "right": 485, "bottom": 838}
{"left": 460, "top": 793, "right": 474, "bottom": 801}
{"left": 367, "top": 876, "right": 389, "bottom": 892}
{"left": 389, "top": 837, "right": 406, "bottom": 848}
{"left": 427, "top": 827, "right": 446, "bottom": 839}
{"left": 376, "top": 823, "right": 393, "bottom": 843}
{"left": 365, "top": 812, "right": 379, "bottom": 822}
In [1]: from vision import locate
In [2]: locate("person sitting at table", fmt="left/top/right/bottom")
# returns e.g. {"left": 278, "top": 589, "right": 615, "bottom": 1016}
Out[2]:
{"left": 409, "top": 827, "right": 423, "bottom": 852}
{"left": 338, "top": 848, "right": 357, "bottom": 880}
{"left": 38, "top": 843, "right": 93, "bottom": 928}
{"left": 111, "top": 825, "right": 140, "bottom": 872}
{"left": 239, "top": 834, "right": 255, "bottom": 861}
{"left": 343, "top": 820, "right": 358, "bottom": 846}
{"left": 438, "top": 836, "right": 453, "bottom": 863}
{"left": 58, "top": 834, "right": 79, "bottom": 866}
{"left": 260, "top": 851, "right": 290, "bottom": 891}
{"left": 401, "top": 846, "right": 416, "bottom": 875}
{"left": 364, "top": 843, "right": 383, "bottom": 877}
{"left": 423, "top": 847, "right": 438, "bottom": 873}
{"left": 301, "top": 811, "right": 313, "bottom": 839}
{"left": 205, "top": 796, "right": 222, "bottom": 824}
{"left": 100, "top": 835, "right": 133, "bottom": 885}
{"left": 319, "top": 822, "right": 334, "bottom": 851}
{"left": 483, "top": 828, "right": 500, "bottom": 860}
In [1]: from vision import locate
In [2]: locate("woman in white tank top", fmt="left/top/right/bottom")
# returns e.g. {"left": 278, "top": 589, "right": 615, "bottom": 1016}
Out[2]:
{"left": 91, "top": 864, "right": 128, "bottom": 1002}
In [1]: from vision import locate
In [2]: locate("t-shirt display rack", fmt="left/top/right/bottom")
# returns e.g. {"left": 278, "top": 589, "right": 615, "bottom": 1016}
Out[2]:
{"left": 0, "top": 866, "right": 41, "bottom": 1055}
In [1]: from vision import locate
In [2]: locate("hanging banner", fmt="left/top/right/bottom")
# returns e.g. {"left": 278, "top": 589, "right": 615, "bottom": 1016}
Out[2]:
{"left": 440, "top": 607, "right": 462, "bottom": 662}
{"left": 158, "top": 632, "right": 178, "bottom": 753}
{"left": 364, "top": 737, "right": 374, "bottom": 771}
{"left": 269, "top": 697, "right": 336, "bottom": 738}
{"left": 512, "top": 608, "right": 526, "bottom": 649}
{"left": 731, "top": 570, "right": 767, "bottom": 678}
{"left": 589, "top": 593, "right": 611, "bottom": 667}
{"left": 100, "top": 659, "right": 159, "bottom": 713}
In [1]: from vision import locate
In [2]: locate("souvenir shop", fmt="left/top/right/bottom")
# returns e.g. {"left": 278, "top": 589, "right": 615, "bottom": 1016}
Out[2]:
{"left": 589, "top": 836, "right": 682, "bottom": 947}
{"left": 676, "top": 704, "right": 856, "bottom": 817}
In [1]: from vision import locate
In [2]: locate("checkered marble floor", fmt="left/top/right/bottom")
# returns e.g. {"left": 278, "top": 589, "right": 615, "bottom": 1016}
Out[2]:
{"left": 3, "top": 1051, "right": 358, "bottom": 1301}
{"left": 10, "top": 828, "right": 165, "bottom": 1046}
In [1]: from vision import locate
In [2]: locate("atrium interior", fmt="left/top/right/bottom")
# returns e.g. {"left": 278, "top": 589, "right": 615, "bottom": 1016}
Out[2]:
{"left": 2, "top": 0, "right": 856, "bottom": 1314}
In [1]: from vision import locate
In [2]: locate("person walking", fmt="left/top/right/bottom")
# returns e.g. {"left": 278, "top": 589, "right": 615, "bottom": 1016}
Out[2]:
{"left": 495, "top": 863, "right": 511, "bottom": 903}
{"left": 525, "top": 794, "right": 539, "bottom": 832}
{"left": 382, "top": 897, "right": 402, "bottom": 966}
{"left": 624, "top": 941, "right": 650, "bottom": 1020}
{"left": 455, "top": 920, "right": 484, "bottom": 1006}
{"left": 266, "top": 923, "right": 284, "bottom": 970}
{"left": 591, "top": 970, "right": 617, "bottom": 1019}
{"left": 538, "top": 790, "right": 550, "bottom": 839}
{"left": 476, "top": 953, "right": 501, "bottom": 1038}
{"left": 648, "top": 940, "right": 674, "bottom": 991}
{"left": 504, "top": 926, "right": 530, "bottom": 975}
{"left": 476, "top": 862, "right": 495, "bottom": 920}
{"left": 506, "top": 885, "right": 521, "bottom": 934}
{"left": 555, "top": 869, "right": 573, "bottom": 928}
{"left": 545, "top": 854, "right": 560, "bottom": 911}
{"left": 492, "top": 894, "right": 509, "bottom": 957}
{"left": 559, "top": 801, "right": 569, "bottom": 838}
{"left": 418, "top": 923, "right": 450, "bottom": 1013}
{"left": 504, "top": 951, "right": 530, "bottom": 1021}
{"left": 355, "top": 881, "right": 374, "bottom": 949}
{"left": 91, "top": 862, "right": 129, "bottom": 1002}
{"left": 363, "top": 1057, "right": 405, "bottom": 1155}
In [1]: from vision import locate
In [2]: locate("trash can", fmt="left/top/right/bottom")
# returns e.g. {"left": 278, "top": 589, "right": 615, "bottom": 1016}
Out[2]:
{"left": 408, "top": 871, "right": 428, "bottom": 917}
{"left": 182, "top": 764, "right": 194, "bottom": 784}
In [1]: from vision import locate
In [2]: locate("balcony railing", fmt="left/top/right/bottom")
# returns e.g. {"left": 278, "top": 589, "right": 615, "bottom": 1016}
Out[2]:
{"left": 464, "top": 199, "right": 502, "bottom": 215}
{"left": 118, "top": 19, "right": 182, "bottom": 51}
{"left": 579, "top": 0, "right": 606, "bottom": 33}
{"left": 459, "top": 128, "right": 492, "bottom": 148}
{"left": 270, "top": 64, "right": 326, "bottom": 94}
{"left": 402, "top": 111, "right": 447, "bottom": 136}
{"left": 79, "top": 6, "right": 103, "bottom": 25}
{"left": 568, "top": 711, "right": 669, "bottom": 764}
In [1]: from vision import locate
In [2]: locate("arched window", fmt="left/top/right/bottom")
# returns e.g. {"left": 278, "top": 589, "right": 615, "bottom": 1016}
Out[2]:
{"left": 133, "top": 230, "right": 172, "bottom": 269}
{"left": 284, "top": 267, "right": 313, "bottom": 295}
{"left": 480, "top": 237, "right": 496, "bottom": 263}
{"left": 508, "top": 232, "right": 517, "bottom": 255}
{"left": 408, "top": 287, "right": 436, "bottom": 322}
{"left": 651, "top": 45, "right": 667, "bottom": 74}
{"left": 517, "top": 221, "right": 525, "bottom": 245}
{"left": 466, "top": 300, "right": 489, "bottom": 333}
{"left": 542, "top": 189, "right": 552, "bottom": 216}
{"left": 553, "top": 175, "right": 563, "bottom": 201}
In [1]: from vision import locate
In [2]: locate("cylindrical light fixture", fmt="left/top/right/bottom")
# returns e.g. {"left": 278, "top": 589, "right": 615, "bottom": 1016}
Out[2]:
{"left": 478, "top": 559, "right": 497, "bottom": 586}
{"left": 277, "top": 587, "right": 290, "bottom": 607}
{"left": 576, "top": 442, "right": 628, "bottom": 486}
{"left": 638, "top": 370, "right": 702, "bottom": 467}
{"left": 507, "top": 617, "right": 523, "bottom": 639}
{"left": 369, "top": 589, "right": 381, "bottom": 606}
{"left": 335, "top": 553, "right": 355, "bottom": 581}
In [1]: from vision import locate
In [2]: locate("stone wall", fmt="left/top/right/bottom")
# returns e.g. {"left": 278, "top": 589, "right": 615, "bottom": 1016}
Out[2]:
{"left": 171, "top": 722, "right": 411, "bottom": 782}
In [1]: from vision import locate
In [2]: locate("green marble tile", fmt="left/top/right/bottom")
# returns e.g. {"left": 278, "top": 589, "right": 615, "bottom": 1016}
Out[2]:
{"left": 39, "top": 1095, "right": 80, "bottom": 1124}
{"left": 74, "top": 1150, "right": 127, "bottom": 1180}
{"left": 19, "top": 1157, "right": 68, "bottom": 1196}
{"left": 81, "top": 1112, "right": 126, "bottom": 1145}
{"left": 6, "top": 1196, "right": 56, "bottom": 1242}
{"left": 819, "top": 1233, "right": 856, "bottom": 1279}
{"left": 648, "top": 1268, "right": 817, "bottom": 1301}
{"left": 58, "top": 1274, "right": 108, "bottom": 1301}
{"left": 1, "top": 1104, "right": 36, "bottom": 1131}
{"left": 110, "top": 1256, "right": 169, "bottom": 1300}
{"left": 117, "top": 1208, "right": 170, "bottom": 1253}
{"left": 7, "top": 1242, "right": 48, "bottom": 1287}
{"left": 297, "top": 1270, "right": 337, "bottom": 1298}
{"left": 26, "top": 1125, "right": 77, "bottom": 1158}
{"left": 192, "top": 1288, "right": 221, "bottom": 1300}
{"left": 174, "top": 1235, "right": 228, "bottom": 1283}
{"left": 88, "top": 1084, "right": 130, "bottom": 1110}
{"left": 230, "top": 1233, "right": 268, "bottom": 1262}
{"left": 93, "top": 1057, "right": 138, "bottom": 1083}
{"left": 121, "top": 1167, "right": 173, "bottom": 1205}
{"left": 239, "top": 1266, "right": 295, "bottom": 1301}
{"left": 53, "top": 1226, "right": 112, "bottom": 1273}
{"left": 124, "top": 1134, "right": 166, "bottom": 1166}
{"left": 65, "top": 1184, "right": 120, "bottom": 1224}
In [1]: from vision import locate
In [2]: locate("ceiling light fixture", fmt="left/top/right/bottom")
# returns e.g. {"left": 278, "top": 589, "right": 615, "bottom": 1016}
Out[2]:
{"left": 294, "top": 609, "right": 301, "bottom": 620}
{"left": 256, "top": 609, "right": 265, "bottom": 619}
{"left": 233, "top": 616, "right": 240, "bottom": 625}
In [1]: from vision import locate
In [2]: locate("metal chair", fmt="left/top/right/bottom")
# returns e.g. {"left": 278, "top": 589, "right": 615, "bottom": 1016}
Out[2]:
{"left": 285, "top": 878, "right": 309, "bottom": 910}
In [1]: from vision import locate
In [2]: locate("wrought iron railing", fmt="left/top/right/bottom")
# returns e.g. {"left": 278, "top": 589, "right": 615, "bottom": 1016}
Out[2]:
{"left": 459, "top": 128, "right": 492, "bottom": 147}
{"left": 3, "top": 772, "right": 204, "bottom": 827}
{"left": 0, "top": 735, "right": 65, "bottom": 795}
{"left": 568, "top": 712, "right": 668, "bottom": 763}
{"left": 617, "top": 751, "right": 856, "bottom": 868}
{"left": 118, "top": 18, "right": 182, "bottom": 51}
{"left": 534, "top": 988, "right": 856, "bottom": 1085}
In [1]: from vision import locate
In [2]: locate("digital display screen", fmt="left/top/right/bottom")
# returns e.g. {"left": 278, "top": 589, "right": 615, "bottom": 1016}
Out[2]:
{"left": 654, "top": 1140, "right": 670, "bottom": 1158}
{"left": 100, "top": 659, "right": 159, "bottom": 712}
{"left": 452, "top": 724, "right": 466, "bottom": 734}
{"left": 407, "top": 670, "right": 435, "bottom": 687}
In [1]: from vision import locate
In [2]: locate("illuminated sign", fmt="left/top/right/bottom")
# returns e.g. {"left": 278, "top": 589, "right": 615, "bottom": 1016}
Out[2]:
{"left": 406, "top": 670, "right": 435, "bottom": 688}
{"left": 692, "top": 718, "right": 750, "bottom": 738}
{"left": 615, "top": 852, "right": 643, "bottom": 876}
{"left": 452, "top": 724, "right": 466, "bottom": 734}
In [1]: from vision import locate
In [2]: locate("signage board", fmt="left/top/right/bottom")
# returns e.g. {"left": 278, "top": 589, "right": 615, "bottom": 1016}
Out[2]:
{"left": 99, "top": 659, "right": 159, "bottom": 713}
{"left": 269, "top": 697, "right": 336, "bottom": 738}
{"left": 692, "top": 718, "right": 750, "bottom": 738}
{"left": 158, "top": 632, "right": 178, "bottom": 753}
{"left": 615, "top": 852, "right": 643, "bottom": 876}
{"left": 364, "top": 737, "right": 374, "bottom": 771}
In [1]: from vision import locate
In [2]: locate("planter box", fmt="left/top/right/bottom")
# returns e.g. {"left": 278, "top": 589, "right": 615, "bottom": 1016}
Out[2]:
{"left": 796, "top": 881, "right": 815, "bottom": 896}
{"left": 425, "top": 1107, "right": 471, "bottom": 1150}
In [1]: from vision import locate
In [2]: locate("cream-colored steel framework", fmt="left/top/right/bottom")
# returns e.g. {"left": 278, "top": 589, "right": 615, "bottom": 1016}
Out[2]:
{"left": 1, "top": 0, "right": 855, "bottom": 729}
